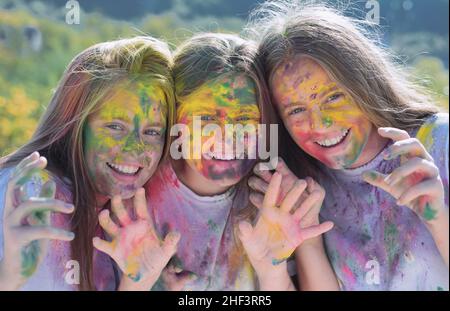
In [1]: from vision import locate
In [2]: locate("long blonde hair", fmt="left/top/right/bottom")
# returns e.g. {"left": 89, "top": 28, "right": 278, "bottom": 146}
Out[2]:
{"left": 245, "top": 0, "right": 442, "bottom": 176}
{"left": 1, "top": 36, "right": 175, "bottom": 290}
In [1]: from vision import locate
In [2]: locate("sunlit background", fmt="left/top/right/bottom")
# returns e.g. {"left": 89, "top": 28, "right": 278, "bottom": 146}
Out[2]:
{"left": 0, "top": 0, "right": 448, "bottom": 155}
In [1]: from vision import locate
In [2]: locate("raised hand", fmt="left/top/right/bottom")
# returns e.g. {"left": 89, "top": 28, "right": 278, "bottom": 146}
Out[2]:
{"left": 363, "top": 127, "right": 447, "bottom": 224}
{"left": 239, "top": 172, "right": 333, "bottom": 288}
{"left": 0, "top": 152, "right": 75, "bottom": 290}
{"left": 249, "top": 157, "right": 326, "bottom": 228}
{"left": 93, "top": 188, "right": 180, "bottom": 290}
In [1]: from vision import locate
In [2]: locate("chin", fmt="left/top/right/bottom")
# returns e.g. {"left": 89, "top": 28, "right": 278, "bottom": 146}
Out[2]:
{"left": 107, "top": 185, "right": 138, "bottom": 199}
{"left": 213, "top": 176, "right": 243, "bottom": 188}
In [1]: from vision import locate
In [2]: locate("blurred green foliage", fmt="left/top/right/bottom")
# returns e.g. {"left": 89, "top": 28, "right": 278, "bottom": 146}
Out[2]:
{"left": 0, "top": 0, "right": 448, "bottom": 154}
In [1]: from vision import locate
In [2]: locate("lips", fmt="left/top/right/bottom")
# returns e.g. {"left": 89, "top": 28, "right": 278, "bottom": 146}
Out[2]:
{"left": 106, "top": 162, "right": 143, "bottom": 184}
{"left": 106, "top": 162, "right": 141, "bottom": 175}
{"left": 315, "top": 128, "right": 350, "bottom": 148}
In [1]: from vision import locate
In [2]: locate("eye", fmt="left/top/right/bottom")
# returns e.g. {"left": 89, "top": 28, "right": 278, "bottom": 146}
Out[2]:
{"left": 288, "top": 107, "right": 306, "bottom": 116}
{"left": 200, "top": 115, "right": 215, "bottom": 122}
{"left": 236, "top": 116, "right": 250, "bottom": 122}
{"left": 106, "top": 123, "right": 124, "bottom": 131}
{"left": 326, "top": 93, "right": 344, "bottom": 103}
{"left": 144, "top": 129, "right": 161, "bottom": 136}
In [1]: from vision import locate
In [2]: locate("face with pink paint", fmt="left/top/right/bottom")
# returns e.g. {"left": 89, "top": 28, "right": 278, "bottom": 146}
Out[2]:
{"left": 176, "top": 73, "right": 260, "bottom": 189}
{"left": 271, "top": 55, "right": 384, "bottom": 169}
{"left": 84, "top": 82, "right": 167, "bottom": 199}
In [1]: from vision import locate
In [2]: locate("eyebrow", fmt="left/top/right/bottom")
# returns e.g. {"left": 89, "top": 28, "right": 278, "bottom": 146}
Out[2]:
{"left": 146, "top": 122, "right": 164, "bottom": 128}
{"left": 316, "top": 85, "right": 340, "bottom": 100}
{"left": 110, "top": 115, "right": 132, "bottom": 123}
{"left": 283, "top": 84, "right": 341, "bottom": 108}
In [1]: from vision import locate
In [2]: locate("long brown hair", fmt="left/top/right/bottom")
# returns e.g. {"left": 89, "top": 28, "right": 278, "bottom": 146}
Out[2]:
{"left": 245, "top": 0, "right": 442, "bottom": 177}
{"left": 0, "top": 37, "right": 175, "bottom": 290}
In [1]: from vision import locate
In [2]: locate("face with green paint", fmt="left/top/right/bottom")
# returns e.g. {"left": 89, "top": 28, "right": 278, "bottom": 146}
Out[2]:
{"left": 271, "top": 55, "right": 383, "bottom": 169}
{"left": 84, "top": 82, "right": 167, "bottom": 199}
{"left": 177, "top": 73, "right": 260, "bottom": 188}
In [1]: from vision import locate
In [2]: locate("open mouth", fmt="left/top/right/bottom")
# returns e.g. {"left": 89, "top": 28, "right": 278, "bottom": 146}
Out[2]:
{"left": 315, "top": 128, "right": 350, "bottom": 148}
{"left": 106, "top": 162, "right": 142, "bottom": 176}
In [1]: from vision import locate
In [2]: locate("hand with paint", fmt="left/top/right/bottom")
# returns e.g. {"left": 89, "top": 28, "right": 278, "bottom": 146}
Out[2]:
{"left": 93, "top": 188, "right": 180, "bottom": 290}
{"left": 249, "top": 158, "right": 326, "bottom": 229}
{"left": 363, "top": 127, "right": 449, "bottom": 265}
{"left": 239, "top": 172, "right": 334, "bottom": 290}
{"left": 0, "top": 152, "right": 75, "bottom": 290}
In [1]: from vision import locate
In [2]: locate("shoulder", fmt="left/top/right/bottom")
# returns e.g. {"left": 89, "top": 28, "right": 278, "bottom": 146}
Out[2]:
{"left": 416, "top": 113, "right": 449, "bottom": 190}
{"left": 415, "top": 113, "right": 449, "bottom": 151}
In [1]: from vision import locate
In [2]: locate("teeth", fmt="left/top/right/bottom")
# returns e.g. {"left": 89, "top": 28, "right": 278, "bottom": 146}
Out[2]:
{"left": 108, "top": 163, "right": 139, "bottom": 174}
{"left": 205, "top": 151, "right": 241, "bottom": 160}
{"left": 316, "top": 129, "right": 349, "bottom": 147}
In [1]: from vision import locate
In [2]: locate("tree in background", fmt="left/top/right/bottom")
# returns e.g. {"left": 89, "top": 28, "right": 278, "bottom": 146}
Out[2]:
{"left": 0, "top": 0, "right": 448, "bottom": 152}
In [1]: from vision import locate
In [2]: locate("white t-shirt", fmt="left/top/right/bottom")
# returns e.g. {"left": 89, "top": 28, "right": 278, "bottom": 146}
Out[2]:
{"left": 145, "top": 162, "right": 257, "bottom": 290}
{"left": 318, "top": 113, "right": 449, "bottom": 291}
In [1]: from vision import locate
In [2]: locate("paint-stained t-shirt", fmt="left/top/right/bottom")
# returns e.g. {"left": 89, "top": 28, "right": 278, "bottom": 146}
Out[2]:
{"left": 0, "top": 167, "right": 116, "bottom": 291}
{"left": 145, "top": 162, "right": 257, "bottom": 290}
{"left": 319, "top": 113, "right": 449, "bottom": 291}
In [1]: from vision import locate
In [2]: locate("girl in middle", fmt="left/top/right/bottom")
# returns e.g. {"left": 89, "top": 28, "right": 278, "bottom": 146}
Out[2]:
{"left": 144, "top": 33, "right": 334, "bottom": 290}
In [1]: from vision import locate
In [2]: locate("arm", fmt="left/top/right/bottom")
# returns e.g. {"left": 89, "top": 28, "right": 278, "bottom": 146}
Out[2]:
{"left": 363, "top": 127, "right": 449, "bottom": 268}
{"left": 427, "top": 209, "right": 449, "bottom": 267}
{"left": 295, "top": 236, "right": 340, "bottom": 291}
{"left": 0, "top": 152, "right": 74, "bottom": 290}
{"left": 240, "top": 172, "right": 333, "bottom": 291}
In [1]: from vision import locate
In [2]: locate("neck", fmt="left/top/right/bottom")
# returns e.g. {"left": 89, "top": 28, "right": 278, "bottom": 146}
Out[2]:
{"left": 171, "top": 159, "right": 231, "bottom": 196}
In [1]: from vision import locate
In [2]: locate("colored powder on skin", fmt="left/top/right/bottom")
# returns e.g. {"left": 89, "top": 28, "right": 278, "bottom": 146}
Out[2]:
{"left": 423, "top": 203, "right": 438, "bottom": 221}
{"left": 322, "top": 116, "right": 333, "bottom": 128}
{"left": 128, "top": 272, "right": 142, "bottom": 282}
{"left": 271, "top": 258, "right": 287, "bottom": 266}
{"left": 21, "top": 240, "right": 40, "bottom": 277}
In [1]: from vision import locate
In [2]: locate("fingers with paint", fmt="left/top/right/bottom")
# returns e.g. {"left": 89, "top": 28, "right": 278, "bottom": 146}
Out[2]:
{"left": 249, "top": 157, "right": 326, "bottom": 228}
{"left": 363, "top": 127, "right": 447, "bottom": 224}
{"left": 93, "top": 188, "right": 180, "bottom": 290}
{"left": 0, "top": 152, "right": 75, "bottom": 290}
{"left": 239, "top": 171, "right": 333, "bottom": 290}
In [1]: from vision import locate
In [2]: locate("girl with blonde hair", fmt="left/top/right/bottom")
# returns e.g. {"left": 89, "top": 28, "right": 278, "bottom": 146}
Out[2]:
{"left": 0, "top": 37, "right": 179, "bottom": 290}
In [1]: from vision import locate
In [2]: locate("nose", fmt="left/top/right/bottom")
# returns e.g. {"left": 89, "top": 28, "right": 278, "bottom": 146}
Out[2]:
{"left": 309, "top": 106, "right": 324, "bottom": 131}
{"left": 122, "top": 129, "right": 145, "bottom": 154}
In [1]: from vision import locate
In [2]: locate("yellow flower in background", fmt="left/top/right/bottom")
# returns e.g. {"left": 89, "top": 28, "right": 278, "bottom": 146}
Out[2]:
{"left": 0, "top": 87, "right": 39, "bottom": 155}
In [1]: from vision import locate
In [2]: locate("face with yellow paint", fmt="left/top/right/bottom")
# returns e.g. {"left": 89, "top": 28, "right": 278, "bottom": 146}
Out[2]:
{"left": 177, "top": 73, "right": 260, "bottom": 188}
{"left": 84, "top": 82, "right": 167, "bottom": 199}
{"left": 271, "top": 55, "right": 381, "bottom": 169}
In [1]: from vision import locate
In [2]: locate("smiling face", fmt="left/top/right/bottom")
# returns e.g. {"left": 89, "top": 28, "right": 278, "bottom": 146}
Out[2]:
{"left": 83, "top": 82, "right": 167, "bottom": 199}
{"left": 271, "top": 55, "right": 381, "bottom": 169}
{"left": 177, "top": 73, "right": 260, "bottom": 188}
